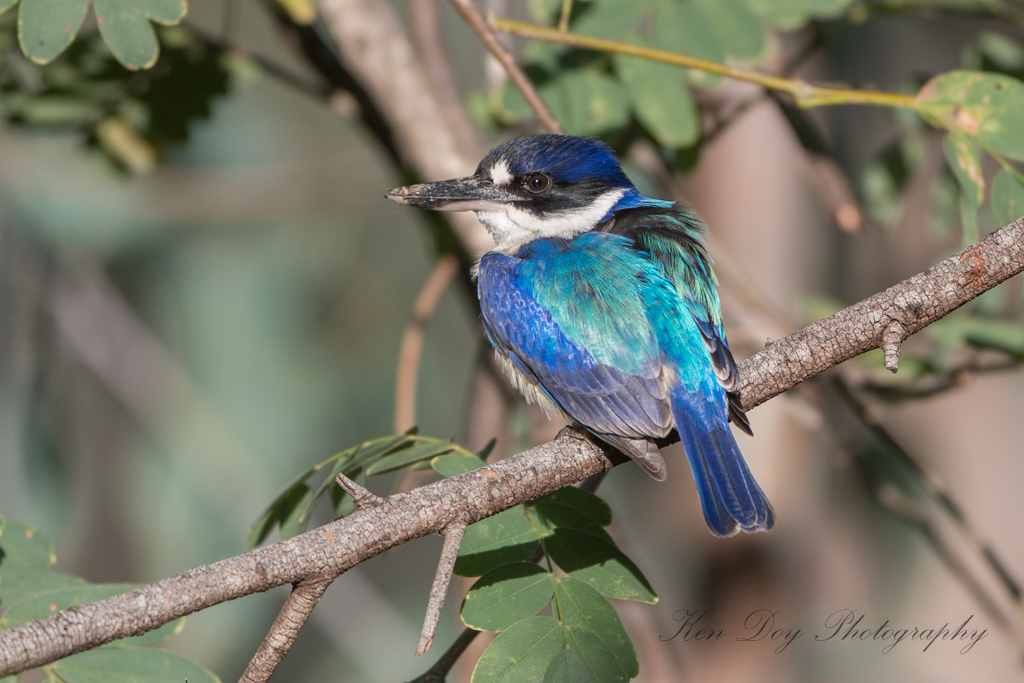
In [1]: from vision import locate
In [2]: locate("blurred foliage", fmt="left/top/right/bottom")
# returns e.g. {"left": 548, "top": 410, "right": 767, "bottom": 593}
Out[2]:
{"left": 0, "top": 14, "right": 234, "bottom": 172}
{"left": 0, "top": 515, "right": 217, "bottom": 683}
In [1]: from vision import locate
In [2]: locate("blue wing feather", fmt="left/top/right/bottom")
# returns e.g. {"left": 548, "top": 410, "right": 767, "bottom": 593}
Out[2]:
{"left": 477, "top": 248, "right": 674, "bottom": 445}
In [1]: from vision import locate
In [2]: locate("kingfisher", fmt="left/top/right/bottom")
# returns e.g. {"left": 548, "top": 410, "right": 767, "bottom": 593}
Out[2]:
{"left": 388, "top": 134, "right": 773, "bottom": 536}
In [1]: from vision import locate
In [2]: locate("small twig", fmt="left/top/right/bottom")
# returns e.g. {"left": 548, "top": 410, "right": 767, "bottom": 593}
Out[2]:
{"left": 881, "top": 319, "right": 907, "bottom": 373}
{"left": 557, "top": 0, "right": 573, "bottom": 31}
{"left": 394, "top": 255, "right": 461, "bottom": 434}
{"left": 448, "top": 0, "right": 564, "bottom": 134}
{"left": 417, "top": 522, "right": 468, "bottom": 656}
{"left": 335, "top": 471, "right": 384, "bottom": 509}
{"left": 238, "top": 577, "right": 333, "bottom": 683}
{"left": 861, "top": 358, "right": 1020, "bottom": 400}
{"left": 408, "top": 627, "right": 481, "bottom": 683}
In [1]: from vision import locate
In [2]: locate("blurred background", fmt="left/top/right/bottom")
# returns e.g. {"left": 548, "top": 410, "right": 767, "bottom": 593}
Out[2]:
{"left": 1, "top": 0, "right": 1023, "bottom": 681}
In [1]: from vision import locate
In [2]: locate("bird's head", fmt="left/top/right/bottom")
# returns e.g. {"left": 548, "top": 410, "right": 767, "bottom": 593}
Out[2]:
{"left": 388, "top": 135, "right": 646, "bottom": 251}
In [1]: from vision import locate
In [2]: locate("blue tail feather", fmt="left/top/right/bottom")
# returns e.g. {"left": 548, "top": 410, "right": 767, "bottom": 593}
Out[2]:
{"left": 676, "top": 417, "right": 774, "bottom": 537}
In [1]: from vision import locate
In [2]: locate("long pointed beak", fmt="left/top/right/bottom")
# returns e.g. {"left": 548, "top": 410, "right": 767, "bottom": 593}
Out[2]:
{"left": 387, "top": 176, "right": 519, "bottom": 212}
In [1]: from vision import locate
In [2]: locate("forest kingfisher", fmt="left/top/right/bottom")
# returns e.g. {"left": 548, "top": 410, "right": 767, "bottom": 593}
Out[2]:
{"left": 388, "top": 134, "right": 774, "bottom": 536}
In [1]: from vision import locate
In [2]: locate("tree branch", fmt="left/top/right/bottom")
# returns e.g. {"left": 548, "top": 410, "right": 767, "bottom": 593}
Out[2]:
{"left": 0, "top": 429, "right": 613, "bottom": 676}
{"left": 238, "top": 577, "right": 333, "bottom": 683}
{"left": 417, "top": 522, "right": 467, "bottom": 656}
{"left": 737, "top": 217, "right": 1024, "bottom": 411}
{"left": 1, "top": 218, "right": 1022, "bottom": 678}
{"left": 447, "top": 0, "right": 564, "bottom": 134}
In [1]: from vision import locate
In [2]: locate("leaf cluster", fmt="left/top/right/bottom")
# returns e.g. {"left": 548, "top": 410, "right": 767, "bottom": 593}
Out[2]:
{"left": 247, "top": 430, "right": 494, "bottom": 545}
{"left": 0, "top": 514, "right": 217, "bottom": 683}
{"left": 0, "top": 17, "right": 232, "bottom": 172}
{"left": 454, "top": 486, "right": 655, "bottom": 683}
{"left": 490, "top": 0, "right": 851, "bottom": 148}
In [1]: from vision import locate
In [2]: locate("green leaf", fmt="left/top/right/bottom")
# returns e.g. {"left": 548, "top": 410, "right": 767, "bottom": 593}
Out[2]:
{"left": 534, "top": 488, "right": 612, "bottom": 527}
{"left": 544, "top": 529, "right": 656, "bottom": 603}
{"left": 563, "top": 626, "right": 629, "bottom": 683}
{"left": 917, "top": 70, "right": 1024, "bottom": 161}
{"left": 616, "top": 46, "right": 699, "bottom": 148}
{"left": 307, "top": 455, "right": 357, "bottom": 515}
{"left": 365, "top": 441, "right": 455, "bottom": 475}
{"left": 347, "top": 434, "right": 414, "bottom": 468}
{"left": 555, "top": 578, "right": 638, "bottom": 678}
{"left": 958, "top": 193, "right": 979, "bottom": 247}
{"left": 744, "top": 0, "right": 853, "bottom": 28}
{"left": 570, "top": 0, "right": 650, "bottom": 39}
{"left": 247, "top": 468, "right": 318, "bottom": 546}
{"left": 432, "top": 452, "right": 487, "bottom": 477}
{"left": 3, "top": 583, "right": 136, "bottom": 626}
{"left": 943, "top": 132, "right": 984, "bottom": 246}
{"left": 3, "top": 93, "right": 101, "bottom": 126}
{"left": 455, "top": 508, "right": 541, "bottom": 577}
{"left": 278, "top": 484, "right": 315, "bottom": 540}
{"left": 93, "top": 0, "right": 187, "bottom": 70}
{"left": 543, "top": 649, "right": 589, "bottom": 683}
{"left": 18, "top": 0, "right": 91, "bottom": 64}
{"left": 0, "top": 520, "right": 55, "bottom": 570}
{"left": 2, "top": 583, "right": 185, "bottom": 646}
{"left": 472, "top": 616, "right": 564, "bottom": 683}
{"left": 693, "top": 0, "right": 766, "bottom": 62}
{"left": 0, "top": 0, "right": 15, "bottom": 16}
{"left": 944, "top": 132, "right": 985, "bottom": 207}
{"left": 462, "top": 563, "right": 555, "bottom": 633}
{"left": 541, "top": 68, "right": 630, "bottom": 137}
{"left": 0, "top": 569, "right": 87, "bottom": 606}
{"left": 991, "top": 168, "right": 1024, "bottom": 226}
{"left": 476, "top": 437, "right": 498, "bottom": 461}
{"left": 964, "top": 319, "right": 1024, "bottom": 355}
{"left": 54, "top": 648, "right": 219, "bottom": 683}
{"left": 652, "top": 1, "right": 723, "bottom": 70}
{"left": 526, "top": 502, "right": 614, "bottom": 545}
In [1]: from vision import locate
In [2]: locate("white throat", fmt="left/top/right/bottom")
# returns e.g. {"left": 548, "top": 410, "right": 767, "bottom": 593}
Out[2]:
{"left": 475, "top": 188, "right": 626, "bottom": 253}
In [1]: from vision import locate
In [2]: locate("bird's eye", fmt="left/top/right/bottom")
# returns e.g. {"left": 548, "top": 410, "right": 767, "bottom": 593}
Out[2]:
{"left": 525, "top": 173, "right": 550, "bottom": 193}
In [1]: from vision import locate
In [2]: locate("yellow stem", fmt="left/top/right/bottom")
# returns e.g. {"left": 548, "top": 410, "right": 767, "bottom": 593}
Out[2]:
{"left": 558, "top": 0, "right": 573, "bottom": 32}
{"left": 491, "top": 17, "right": 922, "bottom": 111}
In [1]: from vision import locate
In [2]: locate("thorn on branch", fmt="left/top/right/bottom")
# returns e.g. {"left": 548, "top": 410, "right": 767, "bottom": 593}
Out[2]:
{"left": 335, "top": 472, "right": 384, "bottom": 510}
{"left": 417, "top": 522, "right": 468, "bottom": 656}
{"left": 881, "top": 320, "right": 907, "bottom": 373}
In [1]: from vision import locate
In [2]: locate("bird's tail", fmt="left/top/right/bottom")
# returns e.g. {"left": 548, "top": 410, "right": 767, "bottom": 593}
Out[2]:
{"left": 675, "top": 411, "right": 774, "bottom": 537}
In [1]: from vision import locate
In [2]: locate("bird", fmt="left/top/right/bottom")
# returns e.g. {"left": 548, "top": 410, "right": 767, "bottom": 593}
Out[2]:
{"left": 387, "top": 134, "right": 773, "bottom": 536}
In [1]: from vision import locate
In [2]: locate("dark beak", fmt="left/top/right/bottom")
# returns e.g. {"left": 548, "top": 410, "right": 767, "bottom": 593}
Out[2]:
{"left": 387, "top": 176, "right": 519, "bottom": 212}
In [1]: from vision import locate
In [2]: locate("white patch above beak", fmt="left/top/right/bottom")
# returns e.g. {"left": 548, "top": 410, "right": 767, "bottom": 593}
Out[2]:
{"left": 490, "top": 160, "right": 513, "bottom": 187}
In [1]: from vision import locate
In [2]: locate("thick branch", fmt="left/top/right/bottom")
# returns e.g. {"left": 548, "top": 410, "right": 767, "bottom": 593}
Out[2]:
{"left": 0, "top": 430, "right": 611, "bottom": 676}
{"left": 1, "top": 220, "right": 1022, "bottom": 676}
